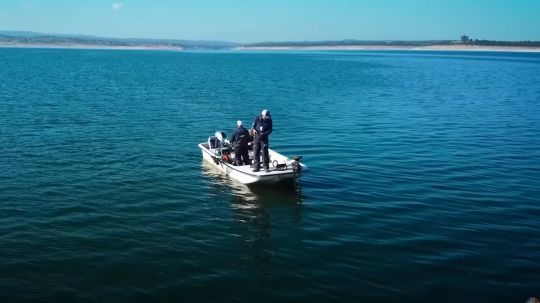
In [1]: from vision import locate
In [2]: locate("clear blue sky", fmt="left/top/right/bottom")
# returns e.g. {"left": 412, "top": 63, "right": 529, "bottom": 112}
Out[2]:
{"left": 1, "top": 0, "right": 539, "bottom": 42}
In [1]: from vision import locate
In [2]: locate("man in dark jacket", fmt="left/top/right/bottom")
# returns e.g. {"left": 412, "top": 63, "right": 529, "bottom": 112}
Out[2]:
{"left": 252, "top": 109, "right": 273, "bottom": 172}
{"left": 231, "top": 120, "right": 251, "bottom": 166}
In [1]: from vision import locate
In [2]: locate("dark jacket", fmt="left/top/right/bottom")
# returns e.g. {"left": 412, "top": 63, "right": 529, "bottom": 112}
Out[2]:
{"left": 231, "top": 125, "right": 250, "bottom": 147}
{"left": 252, "top": 115, "right": 273, "bottom": 141}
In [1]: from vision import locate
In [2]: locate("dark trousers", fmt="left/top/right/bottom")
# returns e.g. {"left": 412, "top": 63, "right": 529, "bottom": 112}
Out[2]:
{"left": 234, "top": 145, "right": 250, "bottom": 166}
{"left": 253, "top": 137, "right": 269, "bottom": 168}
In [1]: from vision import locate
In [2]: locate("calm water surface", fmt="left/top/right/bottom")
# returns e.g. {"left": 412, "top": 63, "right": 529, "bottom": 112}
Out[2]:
{"left": 1, "top": 49, "right": 540, "bottom": 302}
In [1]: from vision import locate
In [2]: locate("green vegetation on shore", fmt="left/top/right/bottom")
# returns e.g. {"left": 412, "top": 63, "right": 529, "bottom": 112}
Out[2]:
{"left": 247, "top": 35, "right": 540, "bottom": 48}
{"left": 458, "top": 35, "right": 540, "bottom": 47}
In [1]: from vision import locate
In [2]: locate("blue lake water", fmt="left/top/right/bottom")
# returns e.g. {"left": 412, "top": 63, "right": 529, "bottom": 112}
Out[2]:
{"left": 1, "top": 48, "right": 540, "bottom": 302}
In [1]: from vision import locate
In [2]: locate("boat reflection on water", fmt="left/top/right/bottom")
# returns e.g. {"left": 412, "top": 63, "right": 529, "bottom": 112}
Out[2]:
{"left": 200, "top": 160, "right": 302, "bottom": 206}
{"left": 201, "top": 160, "right": 302, "bottom": 268}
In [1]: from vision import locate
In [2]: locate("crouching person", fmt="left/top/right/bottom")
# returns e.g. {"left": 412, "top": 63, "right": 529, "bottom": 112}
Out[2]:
{"left": 231, "top": 120, "right": 251, "bottom": 166}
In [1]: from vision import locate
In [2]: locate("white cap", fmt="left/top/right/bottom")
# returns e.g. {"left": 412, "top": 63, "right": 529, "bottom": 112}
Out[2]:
{"left": 261, "top": 109, "right": 270, "bottom": 116}
{"left": 237, "top": 120, "right": 242, "bottom": 126}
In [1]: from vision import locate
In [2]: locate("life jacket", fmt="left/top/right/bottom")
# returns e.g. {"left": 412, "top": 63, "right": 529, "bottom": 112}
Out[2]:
{"left": 233, "top": 127, "right": 250, "bottom": 148}
{"left": 239, "top": 128, "right": 251, "bottom": 145}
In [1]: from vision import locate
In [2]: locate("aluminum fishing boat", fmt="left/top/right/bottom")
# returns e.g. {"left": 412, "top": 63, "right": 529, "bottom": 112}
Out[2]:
{"left": 199, "top": 131, "right": 307, "bottom": 185}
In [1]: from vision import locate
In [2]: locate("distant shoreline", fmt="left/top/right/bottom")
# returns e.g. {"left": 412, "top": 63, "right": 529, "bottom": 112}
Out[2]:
{"left": 2, "top": 43, "right": 540, "bottom": 53}
{"left": 2, "top": 31, "right": 540, "bottom": 52}
{"left": 234, "top": 44, "right": 540, "bottom": 53}
{"left": 0, "top": 42, "right": 183, "bottom": 51}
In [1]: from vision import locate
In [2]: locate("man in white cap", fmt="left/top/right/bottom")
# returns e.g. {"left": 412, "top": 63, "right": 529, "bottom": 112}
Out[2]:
{"left": 251, "top": 109, "right": 273, "bottom": 172}
{"left": 230, "top": 120, "right": 251, "bottom": 166}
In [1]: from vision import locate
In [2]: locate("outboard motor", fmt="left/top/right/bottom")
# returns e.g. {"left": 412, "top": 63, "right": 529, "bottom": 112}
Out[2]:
{"left": 208, "top": 136, "right": 219, "bottom": 149}
{"left": 211, "top": 131, "right": 231, "bottom": 159}
{"left": 215, "top": 131, "right": 226, "bottom": 142}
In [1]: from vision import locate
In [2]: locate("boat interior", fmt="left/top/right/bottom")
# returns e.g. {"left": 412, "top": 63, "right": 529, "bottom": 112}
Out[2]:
{"left": 202, "top": 133, "right": 291, "bottom": 171}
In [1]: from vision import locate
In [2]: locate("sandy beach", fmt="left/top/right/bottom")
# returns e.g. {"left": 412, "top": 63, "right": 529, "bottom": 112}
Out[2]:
{"left": 234, "top": 44, "right": 540, "bottom": 53}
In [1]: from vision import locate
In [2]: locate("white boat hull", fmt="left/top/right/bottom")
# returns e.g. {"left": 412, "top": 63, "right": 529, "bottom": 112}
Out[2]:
{"left": 199, "top": 143, "right": 307, "bottom": 185}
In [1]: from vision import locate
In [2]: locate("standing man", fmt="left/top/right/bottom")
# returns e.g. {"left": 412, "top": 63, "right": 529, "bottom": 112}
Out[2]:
{"left": 252, "top": 109, "right": 272, "bottom": 172}
{"left": 231, "top": 120, "right": 251, "bottom": 166}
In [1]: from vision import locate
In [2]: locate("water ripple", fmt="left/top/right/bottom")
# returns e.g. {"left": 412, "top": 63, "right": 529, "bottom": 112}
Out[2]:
{"left": 1, "top": 49, "right": 540, "bottom": 302}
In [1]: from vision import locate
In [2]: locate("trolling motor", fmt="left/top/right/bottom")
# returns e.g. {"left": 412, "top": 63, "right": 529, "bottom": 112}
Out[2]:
{"left": 291, "top": 156, "right": 303, "bottom": 194}
{"left": 291, "top": 156, "right": 302, "bottom": 167}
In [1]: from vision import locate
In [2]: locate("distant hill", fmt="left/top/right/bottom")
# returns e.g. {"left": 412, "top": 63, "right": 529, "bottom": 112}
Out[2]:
{"left": 0, "top": 31, "right": 239, "bottom": 50}
{"left": 0, "top": 30, "right": 46, "bottom": 37}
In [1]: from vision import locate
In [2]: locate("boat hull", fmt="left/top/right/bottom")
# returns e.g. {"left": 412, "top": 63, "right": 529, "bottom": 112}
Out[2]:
{"left": 199, "top": 143, "right": 303, "bottom": 185}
